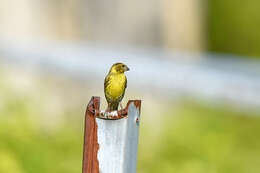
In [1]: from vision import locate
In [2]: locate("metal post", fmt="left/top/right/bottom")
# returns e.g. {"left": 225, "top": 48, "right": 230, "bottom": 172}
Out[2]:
{"left": 82, "top": 96, "right": 141, "bottom": 173}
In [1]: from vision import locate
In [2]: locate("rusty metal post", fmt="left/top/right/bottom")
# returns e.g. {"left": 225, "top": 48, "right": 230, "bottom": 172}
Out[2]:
{"left": 82, "top": 96, "right": 141, "bottom": 173}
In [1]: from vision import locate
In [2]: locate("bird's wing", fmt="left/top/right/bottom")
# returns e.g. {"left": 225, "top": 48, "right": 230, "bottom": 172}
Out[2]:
{"left": 104, "top": 74, "right": 111, "bottom": 89}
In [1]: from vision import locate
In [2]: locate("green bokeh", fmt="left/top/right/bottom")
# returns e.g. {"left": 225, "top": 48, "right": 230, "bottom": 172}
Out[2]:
{"left": 138, "top": 102, "right": 260, "bottom": 173}
{"left": 208, "top": 0, "right": 260, "bottom": 58}
{"left": 1, "top": 74, "right": 260, "bottom": 173}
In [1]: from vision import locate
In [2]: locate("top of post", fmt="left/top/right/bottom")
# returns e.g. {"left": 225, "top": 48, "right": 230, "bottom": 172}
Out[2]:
{"left": 88, "top": 96, "right": 141, "bottom": 120}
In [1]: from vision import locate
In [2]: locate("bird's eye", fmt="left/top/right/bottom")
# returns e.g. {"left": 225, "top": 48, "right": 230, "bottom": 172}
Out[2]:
{"left": 122, "top": 65, "right": 125, "bottom": 67}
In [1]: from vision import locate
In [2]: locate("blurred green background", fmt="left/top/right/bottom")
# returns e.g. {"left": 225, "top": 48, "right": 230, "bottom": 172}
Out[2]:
{"left": 1, "top": 67, "right": 260, "bottom": 173}
{"left": 208, "top": 0, "right": 260, "bottom": 58}
{"left": 1, "top": 0, "right": 260, "bottom": 173}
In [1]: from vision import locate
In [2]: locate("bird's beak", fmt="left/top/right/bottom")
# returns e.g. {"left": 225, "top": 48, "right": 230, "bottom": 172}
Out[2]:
{"left": 125, "top": 66, "right": 130, "bottom": 71}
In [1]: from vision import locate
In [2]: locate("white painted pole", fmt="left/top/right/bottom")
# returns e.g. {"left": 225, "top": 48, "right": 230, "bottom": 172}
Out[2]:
{"left": 82, "top": 97, "right": 141, "bottom": 173}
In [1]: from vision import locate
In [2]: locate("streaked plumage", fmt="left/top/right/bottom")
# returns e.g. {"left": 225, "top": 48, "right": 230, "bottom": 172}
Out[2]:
{"left": 104, "top": 63, "right": 129, "bottom": 111}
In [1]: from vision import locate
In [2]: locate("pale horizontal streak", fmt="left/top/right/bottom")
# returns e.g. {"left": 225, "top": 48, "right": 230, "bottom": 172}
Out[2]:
{"left": 1, "top": 40, "right": 260, "bottom": 110}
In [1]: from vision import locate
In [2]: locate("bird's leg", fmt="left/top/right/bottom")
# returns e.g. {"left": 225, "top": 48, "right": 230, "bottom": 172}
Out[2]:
{"left": 105, "top": 103, "right": 111, "bottom": 112}
{"left": 120, "top": 102, "right": 123, "bottom": 110}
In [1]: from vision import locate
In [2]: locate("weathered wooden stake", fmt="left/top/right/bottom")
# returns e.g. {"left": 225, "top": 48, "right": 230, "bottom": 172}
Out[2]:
{"left": 82, "top": 96, "right": 141, "bottom": 173}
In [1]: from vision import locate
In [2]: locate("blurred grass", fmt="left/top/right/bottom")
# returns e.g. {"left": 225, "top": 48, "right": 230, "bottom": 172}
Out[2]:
{"left": 0, "top": 76, "right": 83, "bottom": 173}
{"left": 138, "top": 102, "right": 260, "bottom": 173}
{"left": 1, "top": 71, "right": 260, "bottom": 173}
{"left": 208, "top": 0, "right": 260, "bottom": 58}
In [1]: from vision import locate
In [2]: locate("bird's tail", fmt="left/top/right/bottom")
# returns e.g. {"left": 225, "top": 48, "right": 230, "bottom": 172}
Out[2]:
{"left": 108, "top": 102, "right": 119, "bottom": 111}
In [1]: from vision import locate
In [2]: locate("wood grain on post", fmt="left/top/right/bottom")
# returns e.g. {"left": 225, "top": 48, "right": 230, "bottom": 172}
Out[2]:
{"left": 82, "top": 96, "right": 141, "bottom": 173}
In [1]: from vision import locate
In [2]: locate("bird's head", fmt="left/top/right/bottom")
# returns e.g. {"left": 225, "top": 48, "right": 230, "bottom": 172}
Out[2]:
{"left": 109, "top": 63, "right": 130, "bottom": 74}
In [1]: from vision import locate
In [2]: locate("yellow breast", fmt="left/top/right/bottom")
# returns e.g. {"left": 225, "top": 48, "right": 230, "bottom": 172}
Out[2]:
{"left": 106, "top": 74, "right": 126, "bottom": 100}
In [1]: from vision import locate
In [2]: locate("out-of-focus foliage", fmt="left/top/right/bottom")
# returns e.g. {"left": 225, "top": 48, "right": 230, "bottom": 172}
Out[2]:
{"left": 208, "top": 0, "right": 260, "bottom": 58}
{"left": 138, "top": 102, "right": 260, "bottom": 173}
{"left": 1, "top": 71, "right": 260, "bottom": 173}
{"left": 0, "top": 73, "right": 83, "bottom": 173}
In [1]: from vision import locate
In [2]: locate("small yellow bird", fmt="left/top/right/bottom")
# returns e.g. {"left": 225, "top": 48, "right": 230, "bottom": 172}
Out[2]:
{"left": 104, "top": 63, "right": 130, "bottom": 111}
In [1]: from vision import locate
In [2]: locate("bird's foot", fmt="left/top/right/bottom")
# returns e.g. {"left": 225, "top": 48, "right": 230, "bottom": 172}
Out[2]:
{"left": 105, "top": 107, "right": 110, "bottom": 113}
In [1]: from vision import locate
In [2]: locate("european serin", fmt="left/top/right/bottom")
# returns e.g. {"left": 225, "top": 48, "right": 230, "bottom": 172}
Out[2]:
{"left": 104, "top": 63, "right": 129, "bottom": 111}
